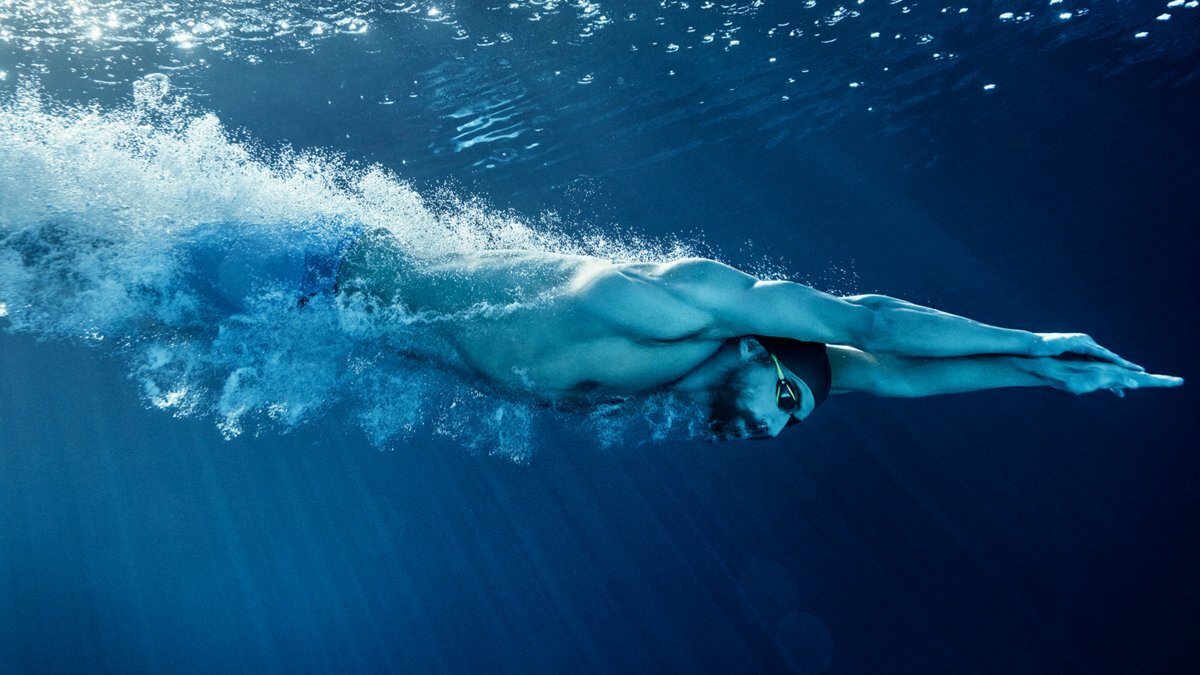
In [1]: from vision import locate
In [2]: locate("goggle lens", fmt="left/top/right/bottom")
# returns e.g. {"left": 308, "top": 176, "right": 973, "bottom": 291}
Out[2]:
{"left": 775, "top": 378, "right": 800, "bottom": 413}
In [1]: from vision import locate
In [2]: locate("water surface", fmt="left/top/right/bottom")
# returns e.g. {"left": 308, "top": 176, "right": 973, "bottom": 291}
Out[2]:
{"left": 2, "top": 1, "right": 1198, "bottom": 672}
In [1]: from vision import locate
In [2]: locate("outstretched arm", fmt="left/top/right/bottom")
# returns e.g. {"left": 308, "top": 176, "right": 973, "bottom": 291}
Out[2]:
{"left": 827, "top": 346, "right": 1182, "bottom": 398}
{"left": 658, "top": 259, "right": 1141, "bottom": 368}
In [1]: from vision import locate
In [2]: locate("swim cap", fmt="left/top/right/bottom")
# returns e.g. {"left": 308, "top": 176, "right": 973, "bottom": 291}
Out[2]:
{"left": 752, "top": 336, "right": 832, "bottom": 408}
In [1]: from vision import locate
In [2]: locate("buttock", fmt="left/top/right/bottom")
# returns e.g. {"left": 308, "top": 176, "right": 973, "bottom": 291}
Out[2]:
{"left": 181, "top": 221, "right": 365, "bottom": 313}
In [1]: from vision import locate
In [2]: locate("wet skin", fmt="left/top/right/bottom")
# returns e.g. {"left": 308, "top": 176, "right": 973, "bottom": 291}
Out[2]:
{"left": 337, "top": 229, "right": 1182, "bottom": 438}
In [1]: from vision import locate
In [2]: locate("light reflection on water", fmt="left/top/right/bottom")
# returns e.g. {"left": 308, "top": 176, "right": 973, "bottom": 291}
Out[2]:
{"left": 0, "top": 4, "right": 1196, "bottom": 673}
{"left": 21, "top": 0, "right": 1192, "bottom": 193}
{"left": 9, "top": 0, "right": 1194, "bottom": 183}
{"left": 5, "top": 2, "right": 1196, "bottom": 93}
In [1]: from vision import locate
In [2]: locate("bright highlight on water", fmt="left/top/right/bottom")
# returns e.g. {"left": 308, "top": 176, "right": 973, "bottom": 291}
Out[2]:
{"left": 0, "top": 72, "right": 1182, "bottom": 457}
{"left": 0, "top": 2, "right": 1197, "bottom": 673}
{"left": 2, "top": 0, "right": 1196, "bottom": 457}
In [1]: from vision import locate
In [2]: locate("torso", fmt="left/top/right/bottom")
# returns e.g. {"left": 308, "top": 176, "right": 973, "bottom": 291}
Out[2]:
{"left": 336, "top": 232, "right": 727, "bottom": 403}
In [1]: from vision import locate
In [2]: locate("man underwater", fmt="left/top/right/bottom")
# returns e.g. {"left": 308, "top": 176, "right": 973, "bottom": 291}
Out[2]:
{"left": 324, "top": 228, "right": 1182, "bottom": 440}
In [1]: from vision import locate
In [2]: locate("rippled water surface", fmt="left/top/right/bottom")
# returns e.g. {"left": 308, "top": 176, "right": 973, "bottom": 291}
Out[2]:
{"left": 2, "top": 2, "right": 1198, "bottom": 673}
{"left": 5, "top": 1, "right": 1197, "bottom": 175}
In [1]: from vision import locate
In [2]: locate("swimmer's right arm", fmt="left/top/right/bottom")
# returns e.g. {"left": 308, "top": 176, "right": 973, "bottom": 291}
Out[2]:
{"left": 657, "top": 259, "right": 1143, "bottom": 369}
{"left": 826, "top": 346, "right": 1182, "bottom": 398}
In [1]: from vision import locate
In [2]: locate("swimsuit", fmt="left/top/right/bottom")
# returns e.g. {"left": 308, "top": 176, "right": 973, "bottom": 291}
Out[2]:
{"left": 182, "top": 222, "right": 363, "bottom": 313}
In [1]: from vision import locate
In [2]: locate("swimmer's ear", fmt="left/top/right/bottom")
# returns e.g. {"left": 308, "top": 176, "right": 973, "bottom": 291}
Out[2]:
{"left": 739, "top": 336, "right": 768, "bottom": 360}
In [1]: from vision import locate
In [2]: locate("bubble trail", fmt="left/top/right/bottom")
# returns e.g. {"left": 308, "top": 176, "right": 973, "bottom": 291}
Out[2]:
{"left": 0, "top": 80, "right": 704, "bottom": 458}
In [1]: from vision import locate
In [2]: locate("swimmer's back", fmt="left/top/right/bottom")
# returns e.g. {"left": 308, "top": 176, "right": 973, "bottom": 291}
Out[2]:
{"left": 337, "top": 232, "right": 601, "bottom": 314}
{"left": 334, "top": 234, "right": 736, "bottom": 396}
{"left": 337, "top": 231, "right": 718, "bottom": 342}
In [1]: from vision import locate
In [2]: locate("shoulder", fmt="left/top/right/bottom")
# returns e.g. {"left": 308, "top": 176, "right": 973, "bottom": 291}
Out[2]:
{"left": 581, "top": 257, "right": 758, "bottom": 296}
{"left": 568, "top": 258, "right": 734, "bottom": 340}
{"left": 649, "top": 258, "right": 758, "bottom": 288}
{"left": 571, "top": 257, "right": 759, "bottom": 304}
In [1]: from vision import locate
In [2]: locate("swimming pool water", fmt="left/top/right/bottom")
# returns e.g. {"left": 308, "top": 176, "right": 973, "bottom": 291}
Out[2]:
{"left": 2, "top": 2, "right": 1198, "bottom": 672}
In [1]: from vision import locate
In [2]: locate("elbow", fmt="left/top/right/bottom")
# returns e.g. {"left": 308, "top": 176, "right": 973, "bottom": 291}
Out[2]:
{"left": 842, "top": 295, "right": 892, "bottom": 352}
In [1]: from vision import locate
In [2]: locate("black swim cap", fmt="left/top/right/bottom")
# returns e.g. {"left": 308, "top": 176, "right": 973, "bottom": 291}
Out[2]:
{"left": 752, "top": 336, "right": 832, "bottom": 408}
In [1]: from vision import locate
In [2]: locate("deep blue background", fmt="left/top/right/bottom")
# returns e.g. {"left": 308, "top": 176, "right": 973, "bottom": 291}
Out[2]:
{"left": 2, "top": 2, "right": 1199, "bottom": 672}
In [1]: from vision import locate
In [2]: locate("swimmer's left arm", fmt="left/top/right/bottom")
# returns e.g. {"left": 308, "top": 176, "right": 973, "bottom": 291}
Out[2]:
{"left": 826, "top": 345, "right": 1183, "bottom": 398}
{"left": 659, "top": 259, "right": 1143, "bottom": 369}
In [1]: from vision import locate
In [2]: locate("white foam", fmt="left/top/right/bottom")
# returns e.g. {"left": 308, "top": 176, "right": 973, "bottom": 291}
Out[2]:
{"left": 0, "top": 81, "right": 707, "bottom": 457}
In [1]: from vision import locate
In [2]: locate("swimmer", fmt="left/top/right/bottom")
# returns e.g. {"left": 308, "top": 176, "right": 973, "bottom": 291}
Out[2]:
{"left": 327, "top": 228, "right": 1183, "bottom": 440}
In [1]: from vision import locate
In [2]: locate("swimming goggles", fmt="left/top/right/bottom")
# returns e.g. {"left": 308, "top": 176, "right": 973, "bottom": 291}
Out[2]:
{"left": 771, "top": 354, "right": 802, "bottom": 414}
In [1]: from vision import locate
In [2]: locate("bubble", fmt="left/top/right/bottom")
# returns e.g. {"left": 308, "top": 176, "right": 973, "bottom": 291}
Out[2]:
{"left": 492, "top": 147, "right": 519, "bottom": 162}
{"left": 133, "top": 73, "right": 170, "bottom": 104}
{"left": 336, "top": 17, "right": 369, "bottom": 34}
{"left": 0, "top": 89, "right": 706, "bottom": 456}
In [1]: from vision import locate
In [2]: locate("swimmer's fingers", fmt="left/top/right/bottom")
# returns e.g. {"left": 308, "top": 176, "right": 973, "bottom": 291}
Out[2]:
{"left": 1085, "top": 369, "right": 1182, "bottom": 395}
{"left": 1125, "top": 371, "right": 1185, "bottom": 389}
{"left": 1036, "top": 359, "right": 1182, "bottom": 395}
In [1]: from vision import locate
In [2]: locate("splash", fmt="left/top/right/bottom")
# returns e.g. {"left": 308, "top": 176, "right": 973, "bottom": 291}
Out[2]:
{"left": 0, "top": 78, "right": 702, "bottom": 459}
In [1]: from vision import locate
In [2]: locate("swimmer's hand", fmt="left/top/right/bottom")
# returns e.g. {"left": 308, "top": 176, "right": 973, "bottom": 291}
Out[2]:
{"left": 1031, "top": 333, "right": 1145, "bottom": 372}
{"left": 1025, "top": 357, "right": 1183, "bottom": 396}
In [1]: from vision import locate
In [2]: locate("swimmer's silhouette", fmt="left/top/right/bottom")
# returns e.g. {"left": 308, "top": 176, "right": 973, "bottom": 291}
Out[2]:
{"left": 325, "top": 229, "right": 1185, "bottom": 440}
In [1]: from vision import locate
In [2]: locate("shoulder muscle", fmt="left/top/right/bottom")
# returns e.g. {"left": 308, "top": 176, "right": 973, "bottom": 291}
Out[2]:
{"left": 569, "top": 260, "right": 718, "bottom": 341}
{"left": 653, "top": 259, "right": 871, "bottom": 343}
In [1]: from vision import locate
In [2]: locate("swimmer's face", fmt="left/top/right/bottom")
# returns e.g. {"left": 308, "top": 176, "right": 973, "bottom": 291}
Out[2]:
{"left": 708, "top": 341, "right": 816, "bottom": 440}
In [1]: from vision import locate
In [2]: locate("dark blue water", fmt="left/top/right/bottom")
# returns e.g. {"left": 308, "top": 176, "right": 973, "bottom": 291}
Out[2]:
{"left": 2, "top": 2, "right": 1198, "bottom": 672}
